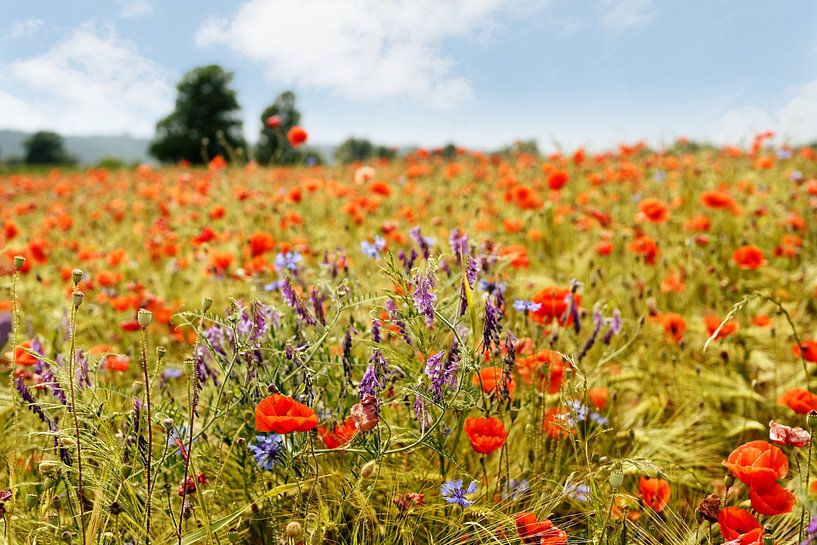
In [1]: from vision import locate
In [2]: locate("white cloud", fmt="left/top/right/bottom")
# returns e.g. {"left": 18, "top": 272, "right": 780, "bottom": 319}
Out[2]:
{"left": 119, "top": 0, "right": 154, "bottom": 18}
{"left": 712, "top": 80, "right": 817, "bottom": 145}
{"left": 0, "top": 24, "right": 174, "bottom": 136}
{"left": 597, "top": 0, "right": 655, "bottom": 30}
{"left": 10, "top": 18, "right": 45, "bottom": 39}
{"left": 196, "top": 0, "right": 511, "bottom": 107}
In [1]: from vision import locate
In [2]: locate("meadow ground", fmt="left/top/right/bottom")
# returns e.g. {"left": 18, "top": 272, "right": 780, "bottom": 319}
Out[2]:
{"left": 1, "top": 136, "right": 817, "bottom": 544}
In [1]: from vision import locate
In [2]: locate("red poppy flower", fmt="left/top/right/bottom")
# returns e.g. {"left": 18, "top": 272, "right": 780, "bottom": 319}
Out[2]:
{"left": 705, "top": 315, "right": 739, "bottom": 339}
{"left": 543, "top": 406, "right": 573, "bottom": 439}
{"left": 628, "top": 236, "right": 659, "bottom": 265}
{"left": 588, "top": 387, "right": 609, "bottom": 410}
{"left": 104, "top": 355, "right": 130, "bottom": 372}
{"left": 464, "top": 416, "right": 508, "bottom": 455}
{"left": 748, "top": 479, "right": 795, "bottom": 516}
{"left": 722, "top": 441, "right": 788, "bottom": 486}
{"left": 637, "top": 198, "right": 670, "bottom": 223}
{"left": 779, "top": 388, "right": 817, "bottom": 414}
{"left": 13, "top": 340, "right": 39, "bottom": 366}
{"left": 663, "top": 313, "right": 686, "bottom": 344}
{"left": 255, "top": 394, "right": 318, "bottom": 434}
{"left": 265, "top": 115, "right": 281, "bottom": 128}
{"left": 515, "top": 512, "right": 567, "bottom": 545}
{"left": 547, "top": 170, "right": 569, "bottom": 191}
{"left": 287, "top": 126, "right": 308, "bottom": 148}
{"left": 794, "top": 341, "right": 817, "bottom": 363}
{"left": 472, "top": 367, "right": 516, "bottom": 398}
{"left": 718, "top": 507, "right": 760, "bottom": 542}
{"left": 639, "top": 477, "right": 671, "bottom": 512}
{"left": 732, "top": 246, "right": 766, "bottom": 270}
{"left": 318, "top": 417, "right": 358, "bottom": 449}
{"left": 531, "top": 287, "right": 578, "bottom": 326}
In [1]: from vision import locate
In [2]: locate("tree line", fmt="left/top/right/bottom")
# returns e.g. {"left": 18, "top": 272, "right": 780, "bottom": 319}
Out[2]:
{"left": 11, "top": 64, "right": 407, "bottom": 167}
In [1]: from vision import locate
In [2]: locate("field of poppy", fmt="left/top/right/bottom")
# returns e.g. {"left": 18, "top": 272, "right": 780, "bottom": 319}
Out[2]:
{"left": 2, "top": 133, "right": 817, "bottom": 544}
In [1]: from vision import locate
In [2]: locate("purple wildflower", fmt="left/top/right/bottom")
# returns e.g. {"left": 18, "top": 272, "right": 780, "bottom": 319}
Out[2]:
{"left": 578, "top": 306, "right": 604, "bottom": 361}
{"left": 410, "top": 226, "right": 432, "bottom": 259}
{"left": 310, "top": 288, "right": 326, "bottom": 326}
{"left": 483, "top": 298, "right": 502, "bottom": 354}
{"left": 449, "top": 229, "right": 468, "bottom": 261}
{"left": 371, "top": 319, "right": 381, "bottom": 344}
{"left": 603, "top": 309, "right": 622, "bottom": 344}
{"left": 412, "top": 271, "right": 436, "bottom": 327}
{"left": 512, "top": 300, "right": 542, "bottom": 313}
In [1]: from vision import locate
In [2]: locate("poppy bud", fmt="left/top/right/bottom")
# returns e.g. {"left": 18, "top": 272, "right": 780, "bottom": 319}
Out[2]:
{"left": 25, "top": 493, "right": 38, "bottom": 509}
{"left": 14, "top": 255, "right": 25, "bottom": 271}
{"left": 762, "top": 533, "right": 773, "bottom": 545}
{"left": 163, "top": 418, "right": 174, "bottom": 430}
{"left": 62, "top": 437, "right": 76, "bottom": 447}
{"left": 132, "top": 381, "right": 144, "bottom": 395}
{"left": 227, "top": 528, "right": 240, "bottom": 543}
{"left": 285, "top": 521, "right": 303, "bottom": 538}
{"left": 202, "top": 297, "right": 213, "bottom": 311}
{"left": 38, "top": 461, "right": 57, "bottom": 474}
{"left": 360, "top": 460, "right": 378, "bottom": 479}
{"left": 72, "top": 290, "right": 84, "bottom": 308}
{"left": 723, "top": 473, "right": 734, "bottom": 488}
{"left": 137, "top": 309, "right": 152, "bottom": 329}
{"left": 156, "top": 346, "right": 166, "bottom": 361}
{"left": 808, "top": 411, "right": 817, "bottom": 430}
{"left": 609, "top": 471, "right": 623, "bottom": 489}
{"left": 61, "top": 531, "right": 73, "bottom": 543}
{"left": 71, "top": 269, "right": 83, "bottom": 285}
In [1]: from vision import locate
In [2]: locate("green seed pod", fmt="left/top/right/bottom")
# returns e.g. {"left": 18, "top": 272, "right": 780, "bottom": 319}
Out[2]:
{"left": 156, "top": 346, "right": 166, "bottom": 361}
{"left": 227, "top": 528, "right": 240, "bottom": 543}
{"left": 38, "top": 461, "right": 57, "bottom": 474}
{"left": 609, "top": 471, "right": 624, "bottom": 489}
{"left": 131, "top": 381, "right": 144, "bottom": 395}
{"left": 14, "top": 255, "right": 26, "bottom": 271}
{"left": 72, "top": 290, "right": 84, "bottom": 308}
{"left": 202, "top": 297, "right": 213, "bottom": 312}
{"left": 25, "top": 493, "right": 38, "bottom": 509}
{"left": 360, "top": 460, "right": 378, "bottom": 479}
{"left": 137, "top": 309, "right": 152, "bottom": 329}
{"left": 285, "top": 521, "right": 303, "bottom": 538}
{"left": 808, "top": 410, "right": 817, "bottom": 430}
{"left": 724, "top": 473, "right": 735, "bottom": 488}
{"left": 71, "top": 269, "right": 83, "bottom": 285}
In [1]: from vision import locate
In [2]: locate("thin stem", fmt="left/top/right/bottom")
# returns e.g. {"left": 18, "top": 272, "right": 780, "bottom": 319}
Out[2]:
{"left": 68, "top": 301, "right": 87, "bottom": 545}
{"left": 140, "top": 328, "right": 153, "bottom": 545}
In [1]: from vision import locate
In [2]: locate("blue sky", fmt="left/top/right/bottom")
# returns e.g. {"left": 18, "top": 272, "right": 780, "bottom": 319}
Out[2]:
{"left": 2, "top": 0, "right": 816, "bottom": 150}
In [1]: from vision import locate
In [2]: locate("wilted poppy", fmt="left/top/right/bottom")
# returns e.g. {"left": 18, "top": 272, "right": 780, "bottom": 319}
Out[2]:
{"left": 464, "top": 416, "right": 508, "bottom": 455}
{"left": 768, "top": 420, "right": 810, "bottom": 447}
{"left": 639, "top": 477, "right": 671, "bottom": 512}
{"left": 255, "top": 394, "right": 318, "bottom": 434}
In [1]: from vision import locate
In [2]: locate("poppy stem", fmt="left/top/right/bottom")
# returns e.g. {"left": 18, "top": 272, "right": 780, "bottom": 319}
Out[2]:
{"left": 140, "top": 327, "right": 153, "bottom": 545}
{"left": 67, "top": 300, "right": 87, "bottom": 545}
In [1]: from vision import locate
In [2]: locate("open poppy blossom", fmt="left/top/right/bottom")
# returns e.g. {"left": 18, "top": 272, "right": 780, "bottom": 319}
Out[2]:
{"left": 287, "top": 126, "right": 308, "bottom": 148}
{"left": 318, "top": 417, "right": 358, "bottom": 449}
{"left": 515, "top": 512, "right": 567, "bottom": 545}
{"left": 472, "top": 367, "right": 516, "bottom": 398}
{"left": 722, "top": 441, "right": 788, "bottom": 486}
{"left": 779, "top": 388, "right": 817, "bottom": 414}
{"left": 718, "top": 507, "right": 760, "bottom": 542}
{"left": 732, "top": 245, "right": 766, "bottom": 270}
{"left": 464, "top": 416, "right": 508, "bottom": 455}
{"left": 12, "top": 340, "right": 39, "bottom": 366}
{"left": 255, "top": 394, "right": 318, "bottom": 434}
{"left": 531, "top": 286, "right": 577, "bottom": 326}
{"left": 639, "top": 477, "right": 671, "bottom": 512}
{"left": 748, "top": 479, "right": 795, "bottom": 516}
{"left": 793, "top": 340, "right": 817, "bottom": 363}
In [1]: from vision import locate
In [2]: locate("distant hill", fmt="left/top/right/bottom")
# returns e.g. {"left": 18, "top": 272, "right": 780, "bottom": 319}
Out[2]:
{"left": 0, "top": 130, "right": 151, "bottom": 165}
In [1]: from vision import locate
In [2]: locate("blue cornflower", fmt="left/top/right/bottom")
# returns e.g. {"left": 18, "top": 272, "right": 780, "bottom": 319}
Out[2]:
{"left": 361, "top": 240, "right": 379, "bottom": 259}
{"left": 501, "top": 479, "right": 529, "bottom": 500}
{"left": 263, "top": 280, "right": 284, "bottom": 292}
{"left": 512, "top": 300, "right": 542, "bottom": 313}
{"left": 564, "top": 482, "right": 591, "bottom": 502}
{"left": 161, "top": 368, "right": 184, "bottom": 381}
{"left": 791, "top": 170, "right": 804, "bottom": 182}
{"left": 590, "top": 412, "right": 609, "bottom": 426}
{"left": 249, "top": 434, "right": 285, "bottom": 470}
{"left": 441, "top": 479, "right": 478, "bottom": 508}
{"left": 275, "top": 251, "right": 302, "bottom": 271}
{"left": 778, "top": 149, "right": 793, "bottom": 160}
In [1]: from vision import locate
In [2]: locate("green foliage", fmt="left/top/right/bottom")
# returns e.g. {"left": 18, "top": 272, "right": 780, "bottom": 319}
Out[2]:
{"left": 23, "top": 131, "right": 76, "bottom": 165}
{"left": 335, "top": 137, "right": 375, "bottom": 164}
{"left": 149, "top": 65, "right": 246, "bottom": 165}
{"left": 254, "top": 91, "right": 304, "bottom": 165}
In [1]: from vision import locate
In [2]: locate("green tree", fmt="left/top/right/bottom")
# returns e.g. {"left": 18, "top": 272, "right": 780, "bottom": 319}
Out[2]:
{"left": 255, "top": 91, "right": 304, "bottom": 165}
{"left": 150, "top": 65, "right": 246, "bottom": 164}
{"left": 24, "top": 131, "right": 75, "bottom": 165}
{"left": 334, "top": 137, "right": 374, "bottom": 164}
